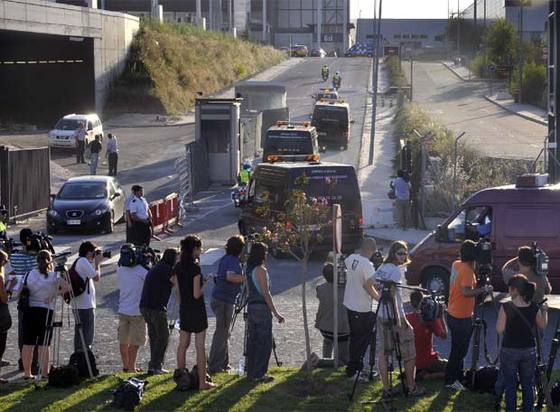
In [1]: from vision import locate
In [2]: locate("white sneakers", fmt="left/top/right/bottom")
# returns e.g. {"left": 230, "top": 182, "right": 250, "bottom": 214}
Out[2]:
{"left": 445, "top": 380, "right": 467, "bottom": 391}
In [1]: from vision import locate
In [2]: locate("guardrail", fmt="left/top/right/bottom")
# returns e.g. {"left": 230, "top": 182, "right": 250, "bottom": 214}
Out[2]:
{"left": 148, "top": 192, "right": 182, "bottom": 240}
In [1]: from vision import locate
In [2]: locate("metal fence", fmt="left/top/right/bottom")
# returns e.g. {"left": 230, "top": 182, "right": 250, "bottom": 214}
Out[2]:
{"left": 0, "top": 145, "right": 51, "bottom": 220}
{"left": 188, "top": 141, "right": 209, "bottom": 193}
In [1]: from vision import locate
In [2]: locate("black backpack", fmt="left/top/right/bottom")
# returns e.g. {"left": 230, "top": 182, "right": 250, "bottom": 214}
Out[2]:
{"left": 111, "top": 378, "right": 147, "bottom": 411}
{"left": 464, "top": 366, "right": 499, "bottom": 394}
{"left": 63, "top": 259, "right": 89, "bottom": 303}
{"left": 173, "top": 368, "right": 194, "bottom": 391}
{"left": 48, "top": 365, "right": 80, "bottom": 387}
{"left": 69, "top": 349, "right": 99, "bottom": 378}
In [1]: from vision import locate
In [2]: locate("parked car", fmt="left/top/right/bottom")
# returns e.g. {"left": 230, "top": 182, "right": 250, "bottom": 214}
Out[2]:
{"left": 345, "top": 43, "right": 373, "bottom": 57}
{"left": 238, "top": 161, "right": 363, "bottom": 255}
{"left": 310, "top": 48, "right": 326, "bottom": 58}
{"left": 406, "top": 174, "right": 560, "bottom": 295}
{"left": 291, "top": 45, "right": 309, "bottom": 57}
{"left": 47, "top": 176, "right": 125, "bottom": 234}
{"left": 327, "top": 50, "right": 338, "bottom": 57}
{"left": 48, "top": 113, "right": 103, "bottom": 149}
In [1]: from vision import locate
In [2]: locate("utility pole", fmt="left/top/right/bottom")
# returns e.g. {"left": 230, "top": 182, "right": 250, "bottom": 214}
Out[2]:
{"left": 410, "top": 52, "right": 413, "bottom": 101}
{"left": 262, "top": 0, "right": 267, "bottom": 44}
{"left": 457, "top": 0, "right": 461, "bottom": 56}
{"left": 518, "top": 4, "right": 524, "bottom": 104}
{"left": 196, "top": 0, "right": 202, "bottom": 27}
{"left": 317, "top": 0, "right": 322, "bottom": 50}
{"left": 548, "top": 0, "right": 560, "bottom": 182}
{"left": 474, "top": 0, "right": 477, "bottom": 27}
{"left": 342, "top": 0, "right": 348, "bottom": 53}
{"left": 368, "top": 0, "right": 383, "bottom": 165}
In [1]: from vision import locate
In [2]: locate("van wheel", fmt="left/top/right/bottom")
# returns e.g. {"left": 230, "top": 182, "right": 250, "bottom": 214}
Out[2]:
{"left": 421, "top": 267, "right": 449, "bottom": 297}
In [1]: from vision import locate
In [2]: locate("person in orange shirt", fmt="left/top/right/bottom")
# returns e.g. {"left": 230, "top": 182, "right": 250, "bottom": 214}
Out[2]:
{"left": 444, "top": 240, "right": 493, "bottom": 391}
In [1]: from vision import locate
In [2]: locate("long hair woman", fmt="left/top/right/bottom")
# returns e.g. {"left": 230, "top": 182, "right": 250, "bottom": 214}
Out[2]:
{"left": 245, "top": 242, "right": 284, "bottom": 382}
{"left": 0, "top": 250, "right": 11, "bottom": 384}
{"left": 21, "top": 250, "right": 60, "bottom": 379}
{"left": 497, "top": 274, "right": 547, "bottom": 411}
{"left": 174, "top": 235, "right": 216, "bottom": 390}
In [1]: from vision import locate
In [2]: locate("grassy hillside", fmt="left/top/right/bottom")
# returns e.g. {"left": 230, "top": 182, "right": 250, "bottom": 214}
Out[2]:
{"left": 106, "top": 21, "right": 286, "bottom": 115}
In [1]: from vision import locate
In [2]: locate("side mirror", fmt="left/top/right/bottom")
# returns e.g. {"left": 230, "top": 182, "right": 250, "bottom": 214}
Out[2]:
{"left": 435, "top": 225, "right": 446, "bottom": 241}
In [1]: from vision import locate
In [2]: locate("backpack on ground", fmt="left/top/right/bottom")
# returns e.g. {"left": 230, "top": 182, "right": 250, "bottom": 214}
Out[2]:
{"left": 464, "top": 366, "right": 499, "bottom": 393}
{"left": 173, "top": 368, "right": 194, "bottom": 391}
{"left": 63, "top": 259, "right": 89, "bottom": 303}
{"left": 551, "top": 381, "right": 560, "bottom": 406}
{"left": 48, "top": 365, "right": 80, "bottom": 387}
{"left": 111, "top": 378, "right": 147, "bottom": 411}
{"left": 69, "top": 349, "right": 99, "bottom": 378}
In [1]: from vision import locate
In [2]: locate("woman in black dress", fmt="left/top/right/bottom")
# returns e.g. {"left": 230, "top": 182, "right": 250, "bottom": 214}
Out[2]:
{"left": 174, "top": 235, "right": 216, "bottom": 390}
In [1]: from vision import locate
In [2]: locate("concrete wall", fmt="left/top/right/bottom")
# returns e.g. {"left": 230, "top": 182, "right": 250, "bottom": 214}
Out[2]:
{"left": 0, "top": 0, "right": 139, "bottom": 114}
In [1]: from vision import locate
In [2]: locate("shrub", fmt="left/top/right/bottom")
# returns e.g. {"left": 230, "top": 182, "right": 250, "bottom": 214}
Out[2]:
{"left": 509, "top": 61, "right": 547, "bottom": 108}
{"left": 385, "top": 55, "right": 407, "bottom": 88}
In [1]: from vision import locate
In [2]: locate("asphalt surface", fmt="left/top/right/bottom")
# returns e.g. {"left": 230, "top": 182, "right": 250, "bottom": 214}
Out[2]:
{"left": 411, "top": 61, "right": 547, "bottom": 160}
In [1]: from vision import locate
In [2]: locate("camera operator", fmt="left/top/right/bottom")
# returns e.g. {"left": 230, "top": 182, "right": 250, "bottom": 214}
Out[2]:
{"left": 117, "top": 244, "right": 148, "bottom": 373}
{"left": 444, "top": 240, "right": 493, "bottom": 391}
{"left": 21, "top": 250, "right": 61, "bottom": 379}
{"left": 140, "top": 248, "right": 179, "bottom": 375}
{"left": 502, "top": 246, "right": 551, "bottom": 304}
{"left": 375, "top": 241, "right": 424, "bottom": 397}
{"left": 496, "top": 274, "right": 548, "bottom": 412}
{"left": 208, "top": 235, "right": 245, "bottom": 375}
{"left": 0, "top": 251, "right": 11, "bottom": 382}
{"left": 72, "top": 241, "right": 104, "bottom": 352}
{"left": 405, "top": 290, "right": 448, "bottom": 381}
{"left": 7, "top": 229, "right": 39, "bottom": 371}
{"left": 315, "top": 262, "right": 350, "bottom": 364}
{"left": 343, "top": 238, "right": 379, "bottom": 382}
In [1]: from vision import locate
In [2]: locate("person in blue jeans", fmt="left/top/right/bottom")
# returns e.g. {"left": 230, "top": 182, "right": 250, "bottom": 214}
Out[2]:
{"left": 245, "top": 242, "right": 284, "bottom": 382}
{"left": 208, "top": 235, "right": 245, "bottom": 374}
{"left": 496, "top": 274, "right": 548, "bottom": 412}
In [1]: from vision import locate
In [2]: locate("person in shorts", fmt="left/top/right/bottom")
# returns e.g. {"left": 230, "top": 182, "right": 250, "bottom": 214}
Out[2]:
{"left": 116, "top": 245, "right": 148, "bottom": 372}
{"left": 375, "top": 241, "right": 424, "bottom": 398}
{"left": 405, "top": 290, "right": 448, "bottom": 380}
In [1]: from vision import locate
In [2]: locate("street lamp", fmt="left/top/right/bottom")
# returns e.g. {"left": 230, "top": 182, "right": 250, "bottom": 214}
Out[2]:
{"left": 452, "top": 131, "right": 466, "bottom": 210}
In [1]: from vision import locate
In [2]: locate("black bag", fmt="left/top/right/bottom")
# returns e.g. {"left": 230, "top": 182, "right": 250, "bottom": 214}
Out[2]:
{"left": 17, "top": 272, "right": 31, "bottom": 313}
{"left": 63, "top": 259, "right": 89, "bottom": 303}
{"left": 551, "top": 381, "right": 560, "bottom": 406}
{"left": 48, "top": 365, "right": 80, "bottom": 387}
{"left": 69, "top": 350, "right": 99, "bottom": 378}
{"left": 173, "top": 368, "right": 193, "bottom": 391}
{"left": 464, "top": 366, "right": 499, "bottom": 393}
{"left": 111, "top": 378, "right": 147, "bottom": 411}
{"left": 387, "top": 188, "right": 397, "bottom": 200}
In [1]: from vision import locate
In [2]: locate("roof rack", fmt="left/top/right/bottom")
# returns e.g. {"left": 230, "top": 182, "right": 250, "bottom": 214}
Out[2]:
{"left": 318, "top": 98, "right": 346, "bottom": 104}
{"left": 265, "top": 153, "right": 320, "bottom": 163}
{"left": 275, "top": 120, "right": 311, "bottom": 127}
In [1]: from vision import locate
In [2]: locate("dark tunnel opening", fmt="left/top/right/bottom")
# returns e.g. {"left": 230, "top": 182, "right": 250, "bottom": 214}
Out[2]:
{"left": 0, "top": 29, "right": 95, "bottom": 128}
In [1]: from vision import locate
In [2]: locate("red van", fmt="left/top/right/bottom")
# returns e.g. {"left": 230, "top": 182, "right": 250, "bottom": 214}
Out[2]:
{"left": 406, "top": 176, "right": 560, "bottom": 295}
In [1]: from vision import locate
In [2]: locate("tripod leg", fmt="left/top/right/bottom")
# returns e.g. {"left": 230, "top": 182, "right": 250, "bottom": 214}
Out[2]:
{"left": 272, "top": 337, "right": 282, "bottom": 367}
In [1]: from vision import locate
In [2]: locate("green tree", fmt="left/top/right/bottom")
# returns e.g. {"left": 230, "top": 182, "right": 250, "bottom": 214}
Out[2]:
{"left": 445, "top": 17, "right": 484, "bottom": 53}
{"left": 483, "top": 18, "right": 517, "bottom": 68}
{"left": 257, "top": 175, "right": 332, "bottom": 380}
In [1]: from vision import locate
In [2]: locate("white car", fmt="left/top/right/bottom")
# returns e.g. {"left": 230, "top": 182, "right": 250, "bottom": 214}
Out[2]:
{"left": 48, "top": 114, "right": 103, "bottom": 149}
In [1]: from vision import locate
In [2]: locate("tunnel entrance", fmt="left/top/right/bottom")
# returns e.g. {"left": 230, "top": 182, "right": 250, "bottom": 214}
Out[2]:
{"left": 0, "top": 29, "right": 95, "bottom": 128}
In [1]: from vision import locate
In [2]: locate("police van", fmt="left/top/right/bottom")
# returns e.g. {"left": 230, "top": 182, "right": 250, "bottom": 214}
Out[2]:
{"left": 263, "top": 121, "right": 320, "bottom": 162}
{"left": 238, "top": 161, "right": 363, "bottom": 254}
{"left": 313, "top": 88, "right": 339, "bottom": 102}
{"left": 311, "top": 99, "right": 351, "bottom": 151}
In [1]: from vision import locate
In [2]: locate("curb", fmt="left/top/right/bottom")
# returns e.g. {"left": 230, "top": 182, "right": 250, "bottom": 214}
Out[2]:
{"left": 483, "top": 95, "right": 548, "bottom": 126}
{"left": 440, "top": 61, "right": 504, "bottom": 83}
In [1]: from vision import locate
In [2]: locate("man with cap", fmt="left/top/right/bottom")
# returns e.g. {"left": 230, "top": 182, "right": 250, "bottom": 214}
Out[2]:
{"left": 129, "top": 185, "right": 152, "bottom": 247}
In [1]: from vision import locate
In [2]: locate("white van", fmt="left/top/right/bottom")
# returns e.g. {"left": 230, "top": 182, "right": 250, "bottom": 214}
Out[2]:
{"left": 48, "top": 114, "right": 103, "bottom": 149}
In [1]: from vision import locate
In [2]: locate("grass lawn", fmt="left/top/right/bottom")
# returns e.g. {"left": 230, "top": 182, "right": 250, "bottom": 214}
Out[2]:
{"left": 0, "top": 367, "right": 546, "bottom": 412}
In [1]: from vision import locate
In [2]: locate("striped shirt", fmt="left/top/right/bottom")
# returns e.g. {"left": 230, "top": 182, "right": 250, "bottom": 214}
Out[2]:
{"left": 9, "top": 252, "right": 37, "bottom": 276}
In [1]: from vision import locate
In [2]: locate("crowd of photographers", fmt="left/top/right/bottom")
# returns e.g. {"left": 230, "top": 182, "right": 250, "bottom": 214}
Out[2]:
{"left": 0, "top": 225, "right": 554, "bottom": 407}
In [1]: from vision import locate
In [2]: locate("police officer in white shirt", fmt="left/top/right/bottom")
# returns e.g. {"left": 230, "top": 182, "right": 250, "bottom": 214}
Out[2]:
{"left": 343, "top": 237, "right": 380, "bottom": 381}
{"left": 129, "top": 185, "right": 152, "bottom": 247}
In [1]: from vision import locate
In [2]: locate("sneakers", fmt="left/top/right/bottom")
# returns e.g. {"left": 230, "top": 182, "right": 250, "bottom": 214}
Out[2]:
{"left": 148, "top": 368, "right": 169, "bottom": 375}
{"left": 445, "top": 380, "right": 467, "bottom": 391}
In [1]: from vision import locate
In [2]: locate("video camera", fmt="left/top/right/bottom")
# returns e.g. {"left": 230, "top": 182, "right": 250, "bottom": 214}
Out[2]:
{"left": 53, "top": 251, "right": 72, "bottom": 272}
{"left": 95, "top": 249, "right": 112, "bottom": 259}
{"left": 27, "top": 232, "right": 55, "bottom": 254}
{"left": 419, "top": 292, "right": 446, "bottom": 322}
{"left": 119, "top": 244, "right": 160, "bottom": 270}
{"left": 371, "top": 248, "right": 384, "bottom": 270}
{"left": 531, "top": 241, "right": 549, "bottom": 277}
{"left": 474, "top": 238, "right": 493, "bottom": 286}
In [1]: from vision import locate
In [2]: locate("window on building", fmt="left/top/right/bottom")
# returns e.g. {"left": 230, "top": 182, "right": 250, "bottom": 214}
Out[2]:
{"left": 403, "top": 34, "right": 410, "bottom": 39}
{"left": 411, "top": 34, "right": 419, "bottom": 39}
{"left": 434, "top": 34, "right": 444, "bottom": 41}
{"left": 394, "top": 34, "right": 402, "bottom": 39}
{"left": 420, "top": 34, "right": 428, "bottom": 39}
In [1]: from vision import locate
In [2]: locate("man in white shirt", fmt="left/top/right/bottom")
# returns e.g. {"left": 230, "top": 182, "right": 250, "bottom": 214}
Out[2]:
{"left": 116, "top": 244, "right": 148, "bottom": 372}
{"left": 343, "top": 237, "right": 379, "bottom": 380}
{"left": 129, "top": 185, "right": 152, "bottom": 247}
{"left": 75, "top": 122, "right": 87, "bottom": 164}
{"left": 73, "top": 241, "right": 104, "bottom": 352}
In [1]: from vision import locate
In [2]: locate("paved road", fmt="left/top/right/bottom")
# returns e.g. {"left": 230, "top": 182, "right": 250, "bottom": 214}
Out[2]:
{"left": 411, "top": 61, "right": 547, "bottom": 160}
{"left": 1, "top": 57, "right": 374, "bottom": 376}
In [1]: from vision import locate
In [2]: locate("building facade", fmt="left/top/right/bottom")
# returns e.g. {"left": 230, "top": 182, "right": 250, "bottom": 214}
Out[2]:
{"left": 248, "top": 0, "right": 351, "bottom": 54}
{"left": 462, "top": 0, "right": 548, "bottom": 41}
{"left": 356, "top": 18, "right": 448, "bottom": 51}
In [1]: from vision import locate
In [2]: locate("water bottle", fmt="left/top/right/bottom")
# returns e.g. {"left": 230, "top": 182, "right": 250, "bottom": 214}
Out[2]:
{"left": 237, "top": 358, "right": 245, "bottom": 376}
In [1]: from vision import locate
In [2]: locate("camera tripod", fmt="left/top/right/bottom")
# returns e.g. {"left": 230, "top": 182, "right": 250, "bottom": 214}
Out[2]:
{"left": 35, "top": 259, "right": 94, "bottom": 384}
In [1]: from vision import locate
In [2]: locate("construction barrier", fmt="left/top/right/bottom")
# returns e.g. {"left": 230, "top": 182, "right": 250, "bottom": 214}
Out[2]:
{"left": 149, "top": 192, "right": 181, "bottom": 239}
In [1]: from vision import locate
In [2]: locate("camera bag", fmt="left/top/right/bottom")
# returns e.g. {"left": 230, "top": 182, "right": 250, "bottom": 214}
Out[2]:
{"left": 111, "top": 378, "right": 147, "bottom": 411}
{"left": 69, "top": 349, "right": 99, "bottom": 378}
{"left": 464, "top": 366, "right": 499, "bottom": 393}
{"left": 63, "top": 259, "right": 89, "bottom": 303}
{"left": 48, "top": 365, "right": 80, "bottom": 387}
{"left": 550, "top": 381, "right": 560, "bottom": 406}
{"left": 173, "top": 368, "right": 193, "bottom": 391}
{"left": 16, "top": 272, "right": 31, "bottom": 313}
